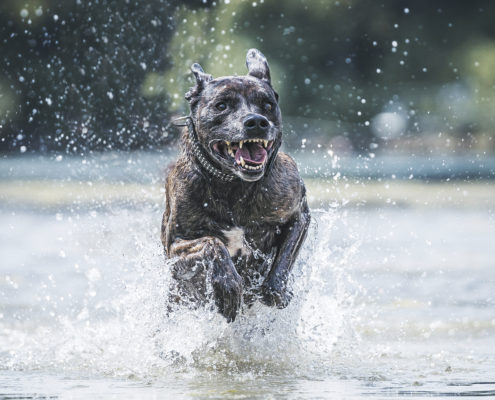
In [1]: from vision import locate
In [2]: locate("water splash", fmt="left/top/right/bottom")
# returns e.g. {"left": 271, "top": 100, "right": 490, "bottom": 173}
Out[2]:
{"left": 1, "top": 207, "right": 363, "bottom": 380}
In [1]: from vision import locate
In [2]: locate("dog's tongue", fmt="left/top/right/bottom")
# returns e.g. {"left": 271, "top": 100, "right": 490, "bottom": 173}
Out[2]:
{"left": 235, "top": 142, "right": 267, "bottom": 164}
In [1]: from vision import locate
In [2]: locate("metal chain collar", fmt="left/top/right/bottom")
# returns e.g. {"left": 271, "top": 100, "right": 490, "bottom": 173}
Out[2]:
{"left": 172, "top": 116, "right": 237, "bottom": 182}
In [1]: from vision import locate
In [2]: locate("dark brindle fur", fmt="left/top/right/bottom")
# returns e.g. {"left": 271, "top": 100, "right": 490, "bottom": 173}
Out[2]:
{"left": 161, "top": 49, "right": 310, "bottom": 322}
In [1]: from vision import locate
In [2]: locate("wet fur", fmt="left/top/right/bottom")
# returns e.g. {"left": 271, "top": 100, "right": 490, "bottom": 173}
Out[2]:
{"left": 161, "top": 49, "right": 310, "bottom": 322}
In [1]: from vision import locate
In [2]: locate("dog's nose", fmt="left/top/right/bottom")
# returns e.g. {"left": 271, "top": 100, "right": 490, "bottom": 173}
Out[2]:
{"left": 243, "top": 114, "right": 269, "bottom": 132}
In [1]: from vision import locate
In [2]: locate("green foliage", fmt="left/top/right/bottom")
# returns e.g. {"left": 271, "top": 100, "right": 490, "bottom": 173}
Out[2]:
{"left": 0, "top": 0, "right": 181, "bottom": 152}
{"left": 143, "top": 3, "right": 265, "bottom": 114}
{"left": 1, "top": 0, "right": 495, "bottom": 153}
{"left": 157, "top": 0, "right": 495, "bottom": 151}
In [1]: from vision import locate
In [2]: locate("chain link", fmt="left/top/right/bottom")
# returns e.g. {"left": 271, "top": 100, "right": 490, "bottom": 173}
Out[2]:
{"left": 185, "top": 117, "right": 237, "bottom": 182}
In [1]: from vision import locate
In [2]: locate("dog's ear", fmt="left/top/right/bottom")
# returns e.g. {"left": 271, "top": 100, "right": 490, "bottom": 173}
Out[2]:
{"left": 191, "top": 63, "right": 212, "bottom": 87}
{"left": 246, "top": 48, "right": 271, "bottom": 84}
{"left": 185, "top": 63, "right": 212, "bottom": 102}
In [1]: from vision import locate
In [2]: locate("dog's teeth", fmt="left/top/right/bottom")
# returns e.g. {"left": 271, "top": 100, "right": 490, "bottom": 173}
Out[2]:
{"left": 239, "top": 140, "right": 243, "bottom": 149}
{"left": 240, "top": 156, "right": 245, "bottom": 167}
{"left": 263, "top": 140, "right": 268, "bottom": 147}
{"left": 226, "top": 142, "right": 234, "bottom": 157}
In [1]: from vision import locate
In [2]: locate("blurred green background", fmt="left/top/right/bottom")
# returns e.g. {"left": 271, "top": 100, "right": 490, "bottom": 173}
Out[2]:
{"left": 1, "top": 0, "right": 494, "bottom": 155}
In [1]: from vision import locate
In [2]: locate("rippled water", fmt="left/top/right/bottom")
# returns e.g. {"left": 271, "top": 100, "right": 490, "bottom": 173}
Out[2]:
{"left": 1, "top": 154, "right": 494, "bottom": 399}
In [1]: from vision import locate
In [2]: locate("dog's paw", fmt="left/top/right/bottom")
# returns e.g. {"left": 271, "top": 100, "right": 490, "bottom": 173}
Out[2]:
{"left": 260, "top": 278, "right": 293, "bottom": 309}
{"left": 212, "top": 268, "right": 243, "bottom": 322}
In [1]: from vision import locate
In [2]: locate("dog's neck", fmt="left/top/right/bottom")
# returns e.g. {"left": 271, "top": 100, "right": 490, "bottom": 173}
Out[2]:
{"left": 183, "top": 117, "right": 238, "bottom": 183}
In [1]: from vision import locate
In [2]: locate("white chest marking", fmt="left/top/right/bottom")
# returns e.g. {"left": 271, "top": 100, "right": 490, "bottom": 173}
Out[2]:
{"left": 222, "top": 227, "right": 248, "bottom": 257}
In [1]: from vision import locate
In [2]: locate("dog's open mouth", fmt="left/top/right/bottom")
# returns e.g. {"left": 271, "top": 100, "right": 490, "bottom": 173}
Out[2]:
{"left": 211, "top": 139, "right": 274, "bottom": 171}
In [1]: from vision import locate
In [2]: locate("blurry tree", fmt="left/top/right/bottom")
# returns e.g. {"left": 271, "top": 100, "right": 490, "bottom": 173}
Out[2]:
{"left": 157, "top": 0, "right": 495, "bottom": 152}
{"left": 0, "top": 0, "right": 202, "bottom": 153}
{"left": 1, "top": 0, "right": 495, "bottom": 154}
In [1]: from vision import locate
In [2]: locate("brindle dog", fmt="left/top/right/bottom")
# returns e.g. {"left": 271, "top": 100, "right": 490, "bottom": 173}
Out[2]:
{"left": 161, "top": 49, "right": 310, "bottom": 322}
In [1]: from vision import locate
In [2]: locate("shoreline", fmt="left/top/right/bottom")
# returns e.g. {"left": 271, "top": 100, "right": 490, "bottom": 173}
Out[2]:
{"left": 1, "top": 179, "right": 494, "bottom": 210}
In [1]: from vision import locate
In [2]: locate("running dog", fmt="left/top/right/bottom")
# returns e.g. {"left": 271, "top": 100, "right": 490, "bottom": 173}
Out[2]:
{"left": 161, "top": 49, "right": 310, "bottom": 322}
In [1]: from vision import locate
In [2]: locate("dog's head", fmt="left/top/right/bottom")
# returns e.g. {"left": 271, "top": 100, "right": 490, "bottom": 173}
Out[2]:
{"left": 185, "top": 49, "right": 281, "bottom": 182}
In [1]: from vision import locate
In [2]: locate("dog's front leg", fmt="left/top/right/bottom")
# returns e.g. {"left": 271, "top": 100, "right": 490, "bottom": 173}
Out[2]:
{"left": 261, "top": 199, "right": 311, "bottom": 308}
{"left": 170, "top": 237, "right": 243, "bottom": 322}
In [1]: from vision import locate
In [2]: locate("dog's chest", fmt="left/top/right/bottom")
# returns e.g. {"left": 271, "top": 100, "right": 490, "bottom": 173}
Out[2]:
{"left": 222, "top": 227, "right": 250, "bottom": 258}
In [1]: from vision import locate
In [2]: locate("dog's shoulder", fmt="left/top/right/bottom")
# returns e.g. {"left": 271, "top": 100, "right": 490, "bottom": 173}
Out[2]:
{"left": 262, "top": 151, "right": 306, "bottom": 220}
{"left": 271, "top": 151, "right": 300, "bottom": 175}
{"left": 269, "top": 151, "right": 304, "bottom": 192}
{"left": 162, "top": 156, "right": 211, "bottom": 248}
{"left": 165, "top": 156, "right": 206, "bottom": 203}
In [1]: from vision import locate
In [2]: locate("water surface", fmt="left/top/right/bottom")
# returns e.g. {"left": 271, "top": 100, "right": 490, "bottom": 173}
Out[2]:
{"left": 0, "top": 154, "right": 494, "bottom": 399}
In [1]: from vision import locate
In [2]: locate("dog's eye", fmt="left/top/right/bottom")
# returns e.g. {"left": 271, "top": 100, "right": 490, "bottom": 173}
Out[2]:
{"left": 215, "top": 102, "right": 227, "bottom": 111}
{"left": 264, "top": 102, "right": 273, "bottom": 112}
